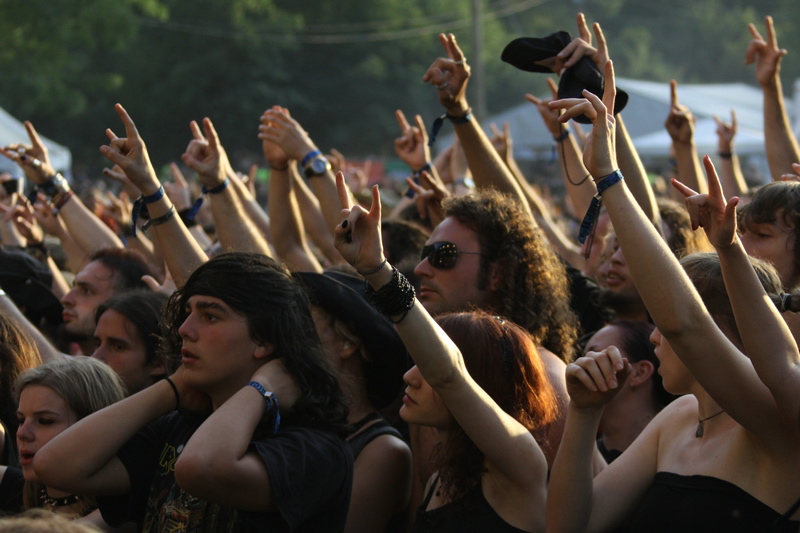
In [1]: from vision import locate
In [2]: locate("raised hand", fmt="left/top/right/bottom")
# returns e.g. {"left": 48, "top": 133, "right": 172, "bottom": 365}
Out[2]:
{"left": 555, "top": 13, "right": 609, "bottom": 72}
{"left": 422, "top": 33, "right": 471, "bottom": 115}
{"left": 745, "top": 16, "right": 787, "bottom": 88}
{"left": 104, "top": 189, "right": 133, "bottom": 230}
{"left": 0, "top": 121, "right": 55, "bottom": 183}
{"left": 182, "top": 118, "right": 232, "bottom": 188}
{"left": 779, "top": 162, "right": 800, "bottom": 182}
{"left": 260, "top": 106, "right": 292, "bottom": 170}
{"left": 258, "top": 107, "right": 318, "bottom": 162}
{"left": 251, "top": 358, "right": 302, "bottom": 411}
{"left": 549, "top": 60, "right": 618, "bottom": 178}
{"left": 332, "top": 172, "right": 384, "bottom": 274}
{"left": 32, "top": 193, "right": 65, "bottom": 236}
{"left": 99, "top": 104, "right": 161, "bottom": 196}
{"left": 488, "top": 122, "right": 513, "bottom": 161}
{"left": 393, "top": 109, "right": 429, "bottom": 171}
{"left": 566, "top": 347, "right": 631, "bottom": 410}
{"left": 664, "top": 80, "right": 696, "bottom": 144}
{"left": 526, "top": 78, "right": 564, "bottom": 138}
{"left": 672, "top": 156, "right": 738, "bottom": 249}
{"left": 713, "top": 110, "right": 738, "bottom": 150}
{"left": 164, "top": 162, "right": 193, "bottom": 211}
{"left": 408, "top": 169, "right": 449, "bottom": 226}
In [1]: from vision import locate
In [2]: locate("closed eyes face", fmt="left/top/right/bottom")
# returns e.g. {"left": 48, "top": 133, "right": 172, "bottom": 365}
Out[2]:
{"left": 16, "top": 385, "right": 78, "bottom": 482}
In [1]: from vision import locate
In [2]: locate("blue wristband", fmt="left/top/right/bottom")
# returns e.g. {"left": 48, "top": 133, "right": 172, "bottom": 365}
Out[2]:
{"left": 247, "top": 381, "right": 281, "bottom": 434}
{"left": 577, "top": 170, "right": 624, "bottom": 245}
{"left": 300, "top": 150, "right": 322, "bottom": 167}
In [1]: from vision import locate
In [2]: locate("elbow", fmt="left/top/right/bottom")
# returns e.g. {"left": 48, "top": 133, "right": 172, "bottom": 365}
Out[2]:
{"left": 174, "top": 451, "right": 215, "bottom": 497}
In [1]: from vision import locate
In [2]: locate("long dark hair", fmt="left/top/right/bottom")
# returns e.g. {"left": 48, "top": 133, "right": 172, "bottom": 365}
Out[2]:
{"left": 433, "top": 311, "right": 557, "bottom": 501}
{"left": 160, "top": 253, "right": 349, "bottom": 435}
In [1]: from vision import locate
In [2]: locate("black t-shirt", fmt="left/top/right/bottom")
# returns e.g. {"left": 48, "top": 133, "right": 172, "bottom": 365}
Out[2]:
{"left": 99, "top": 411, "right": 353, "bottom": 533}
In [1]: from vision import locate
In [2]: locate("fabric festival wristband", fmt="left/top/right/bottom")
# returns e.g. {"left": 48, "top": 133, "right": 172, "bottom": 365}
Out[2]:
{"left": 141, "top": 205, "right": 176, "bottom": 233}
{"left": 247, "top": 381, "right": 281, "bottom": 434}
{"left": 131, "top": 186, "right": 166, "bottom": 237}
{"left": 577, "top": 170, "right": 624, "bottom": 245}
{"left": 185, "top": 178, "right": 230, "bottom": 223}
{"left": 428, "top": 108, "right": 472, "bottom": 147}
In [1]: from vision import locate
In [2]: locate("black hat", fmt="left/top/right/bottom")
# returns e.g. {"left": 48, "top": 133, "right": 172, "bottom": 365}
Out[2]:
{"left": 294, "top": 271, "right": 409, "bottom": 409}
{"left": 0, "top": 246, "right": 63, "bottom": 326}
{"left": 501, "top": 31, "right": 628, "bottom": 124}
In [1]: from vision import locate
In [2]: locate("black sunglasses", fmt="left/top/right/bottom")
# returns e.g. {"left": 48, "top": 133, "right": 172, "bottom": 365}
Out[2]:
{"left": 420, "top": 241, "right": 483, "bottom": 270}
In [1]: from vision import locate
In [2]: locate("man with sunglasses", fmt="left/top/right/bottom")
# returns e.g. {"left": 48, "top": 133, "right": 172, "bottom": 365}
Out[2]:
{"left": 413, "top": 189, "right": 579, "bottom": 468}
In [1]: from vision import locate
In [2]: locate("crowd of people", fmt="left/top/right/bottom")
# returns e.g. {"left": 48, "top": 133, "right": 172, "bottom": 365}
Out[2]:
{"left": 0, "top": 11, "right": 798, "bottom": 533}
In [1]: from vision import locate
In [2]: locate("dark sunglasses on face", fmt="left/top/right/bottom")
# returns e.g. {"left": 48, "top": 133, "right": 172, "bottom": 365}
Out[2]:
{"left": 420, "top": 241, "right": 483, "bottom": 270}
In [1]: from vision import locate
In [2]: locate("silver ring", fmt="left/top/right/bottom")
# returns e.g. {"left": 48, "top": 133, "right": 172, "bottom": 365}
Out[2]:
{"left": 31, "top": 158, "right": 42, "bottom": 168}
{"left": 17, "top": 147, "right": 25, "bottom": 155}
{"left": 437, "top": 83, "right": 449, "bottom": 90}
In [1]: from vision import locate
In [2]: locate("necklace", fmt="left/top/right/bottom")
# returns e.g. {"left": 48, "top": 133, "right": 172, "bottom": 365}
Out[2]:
{"left": 38, "top": 486, "right": 82, "bottom": 509}
{"left": 696, "top": 409, "right": 725, "bottom": 438}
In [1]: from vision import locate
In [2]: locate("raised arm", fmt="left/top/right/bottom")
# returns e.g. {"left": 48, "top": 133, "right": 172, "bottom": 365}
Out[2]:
{"left": 1, "top": 122, "right": 123, "bottom": 254}
{"left": 262, "top": 113, "right": 322, "bottom": 273}
{"left": 258, "top": 107, "right": 354, "bottom": 234}
{"left": 424, "top": 33, "right": 531, "bottom": 213}
{"left": 674, "top": 165, "right": 800, "bottom": 428}
{"left": 100, "top": 104, "right": 207, "bottom": 287}
{"left": 746, "top": 16, "right": 800, "bottom": 180}
{"left": 713, "top": 111, "right": 748, "bottom": 198}
{"left": 182, "top": 118, "right": 272, "bottom": 257}
{"left": 665, "top": 80, "right": 706, "bottom": 195}
{"left": 552, "top": 62, "right": 793, "bottom": 444}
{"left": 332, "top": 175, "right": 547, "bottom": 521}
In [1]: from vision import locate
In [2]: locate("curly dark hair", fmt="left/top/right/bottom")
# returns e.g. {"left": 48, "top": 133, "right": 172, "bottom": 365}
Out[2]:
{"left": 443, "top": 190, "right": 579, "bottom": 361}
{"left": 433, "top": 312, "right": 558, "bottom": 502}
{"left": 159, "top": 253, "right": 349, "bottom": 435}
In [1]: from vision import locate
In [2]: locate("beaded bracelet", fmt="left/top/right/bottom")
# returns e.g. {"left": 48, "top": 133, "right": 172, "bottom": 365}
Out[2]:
{"left": 365, "top": 265, "right": 416, "bottom": 323}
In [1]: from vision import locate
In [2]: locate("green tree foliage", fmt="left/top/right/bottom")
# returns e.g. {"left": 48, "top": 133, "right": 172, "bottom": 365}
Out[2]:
{"left": 1, "top": 0, "right": 798, "bottom": 173}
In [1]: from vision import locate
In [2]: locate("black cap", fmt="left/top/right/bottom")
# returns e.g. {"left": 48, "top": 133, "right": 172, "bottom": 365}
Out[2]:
{"left": 502, "top": 31, "right": 628, "bottom": 124}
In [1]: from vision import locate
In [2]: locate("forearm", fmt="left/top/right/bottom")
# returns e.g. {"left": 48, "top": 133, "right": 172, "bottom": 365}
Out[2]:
{"left": 717, "top": 239, "right": 800, "bottom": 415}
{"left": 454, "top": 119, "right": 532, "bottom": 216}
{"left": 59, "top": 198, "right": 124, "bottom": 253}
{"left": 546, "top": 404, "right": 603, "bottom": 533}
{"left": 145, "top": 195, "right": 207, "bottom": 288}
{"left": 557, "top": 133, "right": 596, "bottom": 216}
{"left": 616, "top": 117, "right": 661, "bottom": 229}
{"left": 717, "top": 137, "right": 747, "bottom": 198}
{"left": 175, "top": 384, "right": 272, "bottom": 511}
{"left": 267, "top": 166, "right": 322, "bottom": 273}
{"left": 228, "top": 171, "right": 272, "bottom": 243}
{"left": 293, "top": 171, "right": 345, "bottom": 265}
{"left": 46, "top": 256, "right": 70, "bottom": 300}
{"left": 672, "top": 141, "right": 707, "bottom": 194}
{"left": 34, "top": 379, "right": 177, "bottom": 494}
{"left": 210, "top": 186, "right": 272, "bottom": 258}
{"left": 0, "top": 292, "right": 61, "bottom": 362}
{"left": 763, "top": 82, "right": 800, "bottom": 181}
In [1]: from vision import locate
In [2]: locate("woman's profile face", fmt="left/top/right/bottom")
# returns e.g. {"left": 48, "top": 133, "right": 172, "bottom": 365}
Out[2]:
{"left": 16, "top": 385, "right": 78, "bottom": 482}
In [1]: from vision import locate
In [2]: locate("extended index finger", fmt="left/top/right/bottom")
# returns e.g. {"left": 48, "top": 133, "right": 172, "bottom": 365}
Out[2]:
{"left": 335, "top": 171, "right": 351, "bottom": 209}
{"left": 170, "top": 162, "right": 188, "bottom": 186}
{"left": 114, "top": 104, "right": 140, "bottom": 139}
{"left": 395, "top": 109, "right": 410, "bottom": 132}
{"left": 602, "top": 60, "right": 616, "bottom": 114}
{"left": 669, "top": 80, "right": 679, "bottom": 108}
{"left": 24, "top": 121, "right": 45, "bottom": 150}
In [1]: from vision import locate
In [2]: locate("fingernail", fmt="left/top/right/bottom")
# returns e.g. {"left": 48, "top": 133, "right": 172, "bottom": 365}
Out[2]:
{"left": 341, "top": 219, "right": 348, "bottom": 229}
{"left": 610, "top": 379, "right": 618, "bottom": 389}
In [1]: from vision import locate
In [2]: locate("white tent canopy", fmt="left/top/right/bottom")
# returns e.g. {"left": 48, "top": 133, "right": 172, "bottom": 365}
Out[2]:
{"left": 0, "top": 106, "right": 71, "bottom": 177}
{"left": 440, "top": 77, "right": 792, "bottom": 166}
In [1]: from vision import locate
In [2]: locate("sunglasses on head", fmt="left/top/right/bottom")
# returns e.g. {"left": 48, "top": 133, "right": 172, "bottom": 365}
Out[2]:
{"left": 420, "top": 241, "right": 483, "bottom": 270}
